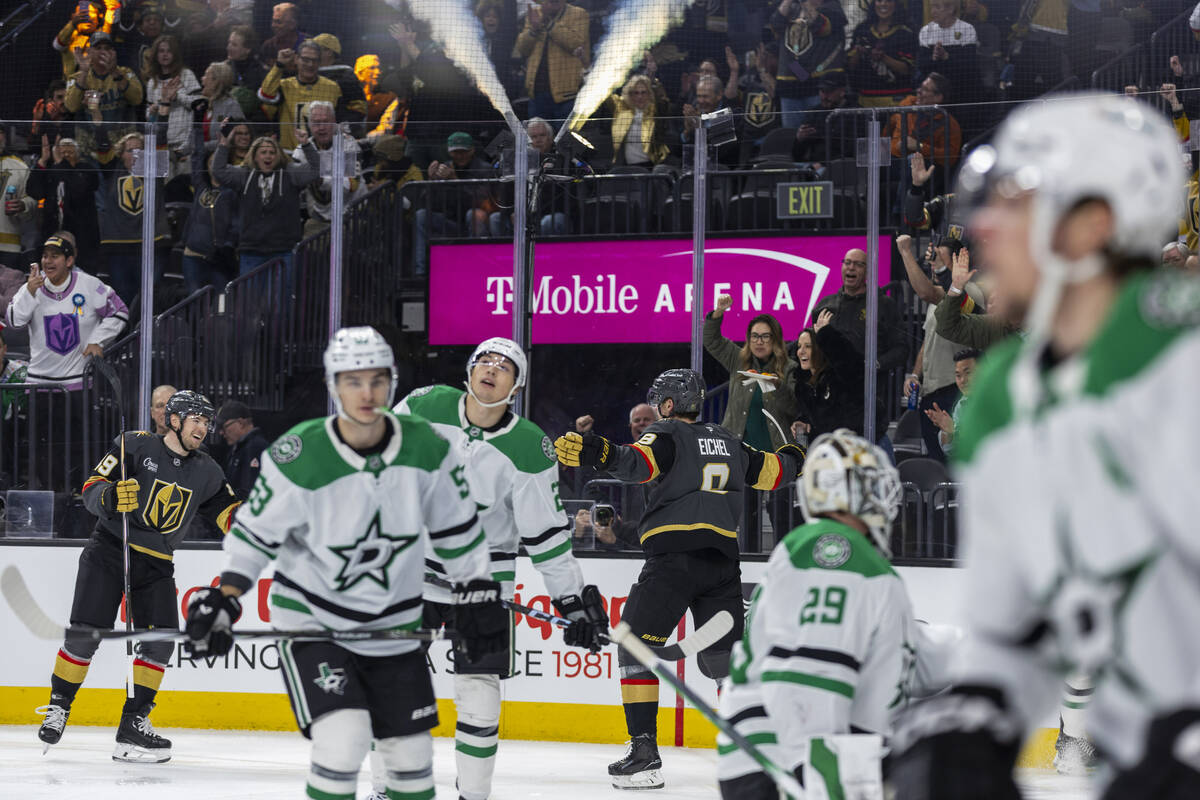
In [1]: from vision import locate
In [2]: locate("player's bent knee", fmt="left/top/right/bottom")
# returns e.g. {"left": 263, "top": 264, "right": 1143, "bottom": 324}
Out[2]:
{"left": 455, "top": 673, "right": 501, "bottom": 728}
{"left": 61, "top": 635, "right": 101, "bottom": 662}
{"left": 699, "top": 650, "right": 731, "bottom": 680}
{"left": 310, "top": 708, "right": 373, "bottom": 772}
{"left": 138, "top": 640, "right": 174, "bottom": 666}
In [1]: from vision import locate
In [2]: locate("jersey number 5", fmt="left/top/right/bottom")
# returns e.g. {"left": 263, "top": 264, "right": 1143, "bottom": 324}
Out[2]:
{"left": 701, "top": 462, "right": 730, "bottom": 495}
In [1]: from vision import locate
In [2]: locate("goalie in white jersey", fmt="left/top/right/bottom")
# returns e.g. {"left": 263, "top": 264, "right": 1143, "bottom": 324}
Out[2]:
{"left": 185, "top": 327, "right": 506, "bottom": 800}
{"left": 367, "top": 336, "right": 605, "bottom": 800}
{"left": 718, "top": 429, "right": 952, "bottom": 799}
{"left": 889, "top": 94, "right": 1200, "bottom": 800}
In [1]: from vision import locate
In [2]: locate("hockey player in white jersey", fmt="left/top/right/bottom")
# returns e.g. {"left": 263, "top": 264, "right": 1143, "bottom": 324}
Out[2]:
{"left": 367, "top": 336, "right": 605, "bottom": 800}
{"left": 718, "top": 429, "right": 911, "bottom": 799}
{"left": 888, "top": 93, "right": 1200, "bottom": 800}
{"left": 184, "top": 326, "right": 506, "bottom": 800}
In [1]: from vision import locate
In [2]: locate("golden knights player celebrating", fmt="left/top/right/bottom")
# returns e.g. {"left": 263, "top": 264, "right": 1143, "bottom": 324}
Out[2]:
{"left": 555, "top": 368, "right": 802, "bottom": 790}
{"left": 889, "top": 94, "right": 1200, "bottom": 800}
{"left": 372, "top": 336, "right": 605, "bottom": 800}
{"left": 36, "top": 390, "right": 239, "bottom": 762}
{"left": 185, "top": 327, "right": 506, "bottom": 800}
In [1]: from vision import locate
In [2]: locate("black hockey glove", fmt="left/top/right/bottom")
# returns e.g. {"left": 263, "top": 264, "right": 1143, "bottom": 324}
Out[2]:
{"left": 452, "top": 579, "right": 507, "bottom": 664}
{"left": 184, "top": 586, "right": 243, "bottom": 657}
{"left": 553, "top": 584, "right": 608, "bottom": 653}
{"left": 554, "top": 432, "right": 612, "bottom": 469}
{"left": 886, "top": 686, "right": 1023, "bottom": 800}
{"left": 1101, "top": 709, "right": 1200, "bottom": 800}
{"left": 775, "top": 442, "right": 806, "bottom": 478}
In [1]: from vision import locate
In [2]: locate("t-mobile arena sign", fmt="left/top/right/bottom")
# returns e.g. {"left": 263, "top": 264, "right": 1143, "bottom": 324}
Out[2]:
{"left": 428, "top": 236, "right": 891, "bottom": 345}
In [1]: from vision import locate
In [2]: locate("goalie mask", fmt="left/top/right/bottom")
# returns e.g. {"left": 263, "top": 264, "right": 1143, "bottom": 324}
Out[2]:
{"left": 323, "top": 326, "right": 399, "bottom": 421}
{"left": 465, "top": 337, "right": 527, "bottom": 408}
{"left": 797, "top": 429, "right": 901, "bottom": 557}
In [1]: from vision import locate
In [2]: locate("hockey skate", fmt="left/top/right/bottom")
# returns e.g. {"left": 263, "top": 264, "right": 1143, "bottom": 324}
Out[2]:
{"left": 609, "top": 733, "right": 664, "bottom": 790}
{"left": 36, "top": 703, "right": 70, "bottom": 753}
{"left": 113, "top": 704, "right": 172, "bottom": 763}
{"left": 1053, "top": 719, "right": 1098, "bottom": 776}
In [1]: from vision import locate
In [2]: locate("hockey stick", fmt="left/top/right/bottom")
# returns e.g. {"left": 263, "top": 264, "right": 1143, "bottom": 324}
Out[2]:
{"left": 609, "top": 621, "right": 806, "bottom": 800}
{"left": 2, "top": 566, "right": 450, "bottom": 645}
{"left": 86, "top": 356, "right": 134, "bottom": 699}
{"left": 502, "top": 598, "right": 733, "bottom": 662}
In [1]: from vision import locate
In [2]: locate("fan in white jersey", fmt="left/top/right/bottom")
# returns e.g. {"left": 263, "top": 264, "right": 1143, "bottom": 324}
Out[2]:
{"left": 363, "top": 336, "right": 606, "bottom": 800}
{"left": 717, "top": 429, "right": 956, "bottom": 799}
{"left": 185, "top": 327, "right": 507, "bottom": 800}
{"left": 888, "top": 93, "right": 1200, "bottom": 800}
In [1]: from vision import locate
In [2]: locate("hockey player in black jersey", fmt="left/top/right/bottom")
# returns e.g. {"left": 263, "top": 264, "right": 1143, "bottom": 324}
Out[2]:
{"left": 35, "top": 390, "right": 240, "bottom": 763}
{"left": 555, "top": 368, "right": 803, "bottom": 790}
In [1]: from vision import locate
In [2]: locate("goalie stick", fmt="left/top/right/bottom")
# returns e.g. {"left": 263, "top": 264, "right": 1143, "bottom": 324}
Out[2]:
{"left": 502, "top": 598, "right": 732, "bottom": 662}
{"left": 610, "top": 621, "right": 807, "bottom": 800}
{"left": 1, "top": 566, "right": 449, "bottom": 645}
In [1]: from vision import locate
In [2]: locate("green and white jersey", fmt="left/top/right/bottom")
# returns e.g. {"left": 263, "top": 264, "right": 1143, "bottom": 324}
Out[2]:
{"left": 395, "top": 385, "right": 583, "bottom": 604}
{"left": 716, "top": 519, "right": 918, "bottom": 781}
{"left": 952, "top": 270, "right": 1200, "bottom": 772}
{"left": 221, "top": 412, "right": 489, "bottom": 656}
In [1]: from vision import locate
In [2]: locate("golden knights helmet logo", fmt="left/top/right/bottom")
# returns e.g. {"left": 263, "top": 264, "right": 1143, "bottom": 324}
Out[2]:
{"left": 118, "top": 176, "right": 145, "bottom": 215}
{"left": 141, "top": 479, "right": 194, "bottom": 534}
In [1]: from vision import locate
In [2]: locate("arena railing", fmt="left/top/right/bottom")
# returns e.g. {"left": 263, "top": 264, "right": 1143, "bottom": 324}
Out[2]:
{"left": 1091, "top": 42, "right": 1148, "bottom": 93}
{"left": 1148, "top": 7, "right": 1200, "bottom": 81}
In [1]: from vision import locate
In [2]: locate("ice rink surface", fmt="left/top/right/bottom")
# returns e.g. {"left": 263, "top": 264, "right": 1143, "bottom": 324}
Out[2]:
{"left": 0, "top": 726, "right": 1092, "bottom": 799}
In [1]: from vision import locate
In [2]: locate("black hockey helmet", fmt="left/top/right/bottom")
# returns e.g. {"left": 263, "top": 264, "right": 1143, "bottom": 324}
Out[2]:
{"left": 165, "top": 390, "right": 216, "bottom": 429}
{"left": 646, "top": 369, "right": 705, "bottom": 417}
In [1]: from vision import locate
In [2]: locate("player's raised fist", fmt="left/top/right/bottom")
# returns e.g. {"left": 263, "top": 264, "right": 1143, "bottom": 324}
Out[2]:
{"left": 555, "top": 431, "right": 611, "bottom": 469}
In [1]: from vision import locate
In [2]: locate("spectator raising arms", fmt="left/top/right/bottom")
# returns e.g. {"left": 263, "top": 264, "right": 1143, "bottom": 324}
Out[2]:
{"left": 604, "top": 74, "right": 672, "bottom": 168}
{"left": 212, "top": 126, "right": 318, "bottom": 276}
{"left": 180, "top": 116, "right": 239, "bottom": 295}
{"left": 515, "top": 0, "right": 590, "bottom": 123}
{"left": 703, "top": 294, "right": 798, "bottom": 451}
{"left": 63, "top": 32, "right": 144, "bottom": 164}
{"left": 791, "top": 310, "right": 888, "bottom": 445}
{"left": 769, "top": 0, "right": 848, "bottom": 127}
{"left": 142, "top": 34, "right": 202, "bottom": 181}
{"left": 51, "top": 1, "right": 112, "bottom": 79}
{"left": 259, "top": 39, "right": 344, "bottom": 150}
{"left": 847, "top": 0, "right": 916, "bottom": 107}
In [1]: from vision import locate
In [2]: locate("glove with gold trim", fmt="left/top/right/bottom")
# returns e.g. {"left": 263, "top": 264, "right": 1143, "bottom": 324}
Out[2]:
{"left": 554, "top": 431, "right": 613, "bottom": 469}
{"left": 102, "top": 478, "right": 141, "bottom": 514}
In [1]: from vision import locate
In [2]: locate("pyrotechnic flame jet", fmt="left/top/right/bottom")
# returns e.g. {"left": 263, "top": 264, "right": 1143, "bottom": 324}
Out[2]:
{"left": 407, "top": 0, "right": 522, "bottom": 132}
{"left": 556, "top": 0, "right": 698, "bottom": 144}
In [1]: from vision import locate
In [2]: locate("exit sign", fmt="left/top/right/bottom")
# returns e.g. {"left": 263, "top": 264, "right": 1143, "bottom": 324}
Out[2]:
{"left": 776, "top": 182, "right": 833, "bottom": 219}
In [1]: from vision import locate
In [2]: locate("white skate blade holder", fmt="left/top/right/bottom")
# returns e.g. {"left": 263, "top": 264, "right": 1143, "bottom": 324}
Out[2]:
{"left": 611, "top": 768, "right": 665, "bottom": 790}
{"left": 112, "top": 743, "right": 172, "bottom": 764}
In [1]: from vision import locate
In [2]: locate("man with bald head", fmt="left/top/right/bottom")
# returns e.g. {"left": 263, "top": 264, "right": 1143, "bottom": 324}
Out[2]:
{"left": 811, "top": 246, "right": 908, "bottom": 374}
{"left": 150, "top": 385, "right": 177, "bottom": 435}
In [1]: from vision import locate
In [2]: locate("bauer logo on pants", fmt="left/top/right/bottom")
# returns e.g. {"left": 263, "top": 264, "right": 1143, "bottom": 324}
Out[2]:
{"left": 141, "top": 479, "right": 193, "bottom": 534}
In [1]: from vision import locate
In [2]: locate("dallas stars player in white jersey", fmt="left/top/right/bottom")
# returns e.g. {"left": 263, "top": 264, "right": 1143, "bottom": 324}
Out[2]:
{"left": 368, "top": 336, "right": 605, "bottom": 800}
{"left": 185, "top": 327, "right": 506, "bottom": 800}
{"left": 719, "top": 429, "right": 956, "bottom": 799}
{"left": 889, "top": 94, "right": 1200, "bottom": 800}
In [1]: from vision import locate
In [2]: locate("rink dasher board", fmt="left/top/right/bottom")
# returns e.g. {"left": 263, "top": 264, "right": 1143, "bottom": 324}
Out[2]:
{"left": 0, "top": 545, "right": 1056, "bottom": 764}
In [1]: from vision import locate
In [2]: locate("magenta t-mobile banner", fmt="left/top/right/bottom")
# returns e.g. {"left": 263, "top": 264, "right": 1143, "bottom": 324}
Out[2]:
{"left": 428, "top": 236, "right": 892, "bottom": 345}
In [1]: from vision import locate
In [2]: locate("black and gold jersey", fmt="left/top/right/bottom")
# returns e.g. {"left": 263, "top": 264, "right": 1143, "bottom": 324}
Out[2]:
{"left": 607, "top": 418, "right": 791, "bottom": 559}
{"left": 82, "top": 431, "right": 240, "bottom": 560}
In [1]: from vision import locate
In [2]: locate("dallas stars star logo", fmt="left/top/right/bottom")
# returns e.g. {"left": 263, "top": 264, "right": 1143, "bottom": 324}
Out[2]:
{"left": 329, "top": 511, "right": 417, "bottom": 592}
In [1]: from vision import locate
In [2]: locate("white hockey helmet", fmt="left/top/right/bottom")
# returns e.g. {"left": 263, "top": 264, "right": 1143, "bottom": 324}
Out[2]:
{"left": 797, "top": 429, "right": 901, "bottom": 557}
{"left": 323, "top": 326, "right": 399, "bottom": 420}
{"left": 465, "top": 336, "right": 527, "bottom": 408}
{"left": 958, "top": 92, "right": 1184, "bottom": 270}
